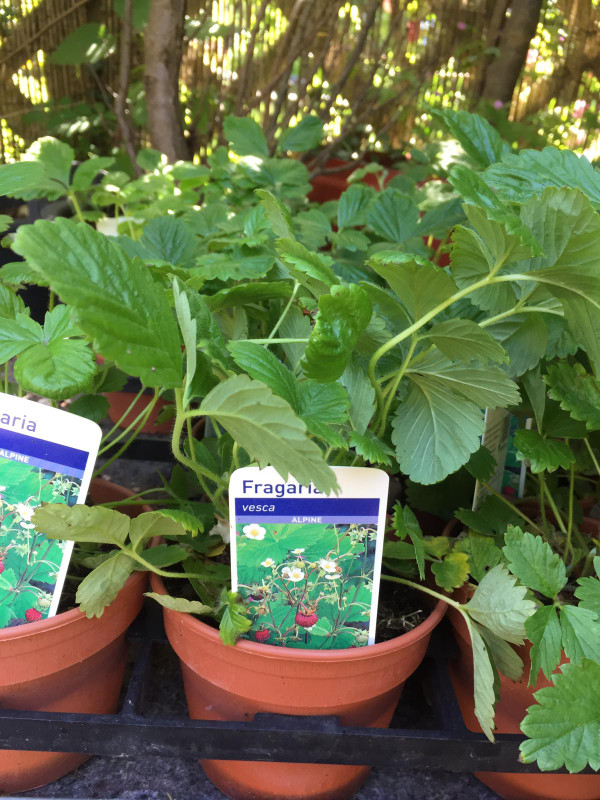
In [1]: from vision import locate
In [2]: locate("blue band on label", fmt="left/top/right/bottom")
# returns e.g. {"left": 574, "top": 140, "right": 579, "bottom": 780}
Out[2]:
{"left": 237, "top": 515, "right": 378, "bottom": 525}
{"left": 0, "top": 428, "right": 89, "bottom": 474}
{"left": 235, "top": 497, "right": 380, "bottom": 517}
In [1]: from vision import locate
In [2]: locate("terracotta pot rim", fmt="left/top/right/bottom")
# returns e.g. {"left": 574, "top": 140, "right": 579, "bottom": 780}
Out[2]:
{"left": 152, "top": 572, "right": 447, "bottom": 661}
{"left": 0, "top": 478, "right": 148, "bottom": 642}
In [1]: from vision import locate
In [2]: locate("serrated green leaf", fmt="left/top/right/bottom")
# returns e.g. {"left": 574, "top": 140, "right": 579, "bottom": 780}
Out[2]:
{"left": 424, "top": 319, "right": 507, "bottom": 364}
{"left": 485, "top": 146, "right": 600, "bottom": 208}
{"left": 466, "top": 564, "right": 536, "bottom": 644}
{"left": 142, "top": 544, "right": 189, "bottom": 568}
{"left": 464, "top": 615, "right": 497, "bottom": 741}
{"left": 348, "top": 430, "right": 393, "bottom": 467}
{"left": 487, "top": 314, "right": 548, "bottom": 378}
{"left": 455, "top": 534, "right": 503, "bottom": 583}
{"left": 256, "top": 189, "right": 294, "bottom": 239}
{"left": 219, "top": 590, "right": 252, "bottom": 645}
{"left": 150, "top": 507, "right": 205, "bottom": 535}
{"left": 33, "top": 504, "right": 130, "bottom": 545}
{"left": 0, "top": 314, "right": 41, "bottom": 362}
{"left": 455, "top": 494, "right": 522, "bottom": 537}
{"left": 228, "top": 340, "right": 300, "bottom": 410}
{"left": 297, "top": 379, "right": 348, "bottom": 424}
{"left": 464, "top": 445, "right": 497, "bottom": 483}
{"left": 206, "top": 281, "right": 292, "bottom": 312}
{"left": 71, "top": 156, "right": 114, "bottom": 191}
{"left": 173, "top": 278, "right": 197, "bottom": 408}
{"left": 392, "top": 503, "right": 425, "bottom": 579}
{"left": 560, "top": 605, "right": 600, "bottom": 664}
{"left": 514, "top": 429, "right": 575, "bottom": 474}
{"left": 276, "top": 238, "right": 336, "bottom": 286}
{"left": 301, "top": 284, "right": 372, "bottom": 382}
{"left": 366, "top": 189, "right": 419, "bottom": 243}
{"left": 432, "top": 550, "right": 470, "bottom": 591}
{"left": 279, "top": 115, "right": 323, "bottom": 152}
{"left": 0, "top": 161, "right": 45, "bottom": 199}
{"left": 521, "top": 366, "right": 546, "bottom": 431}
{"left": 430, "top": 108, "right": 510, "bottom": 169}
{"left": 502, "top": 526, "right": 567, "bottom": 598}
{"left": 575, "top": 576, "right": 600, "bottom": 616}
{"left": 340, "top": 357, "right": 376, "bottom": 434}
{"left": 303, "top": 417, "right": 347, "bottom": 449}
{"left": 193, "top": 253, "right": 273, "bottom": 282}
{"left": 337, "top": 184, "right": 374, "bottom": 229}
{"left": 139, "top": 216, "right": 197, "bottom": 268}
{"left": 520, "top": 658, "right": 600, "bottom": 772}
{"left": 199, "top": 374, "right": 338, "bottom": 494}
{"left": 15, "top": 338, "right": 96, "bottom": 400}
{"left": 545, "top": 361, "right": 600, "bottom": 431}
{"left": 392, "top": 375, "right": 485, "bottom": 484}
{"left": 145, "top": 592, "right": 211, "bottom": 615}
{"left": 526, "top": 605, "right": 562, "bottom": 685}
{"left": 369, "top": 252, "right": 456, "bottom": 320}
{"left": 383, "top": 540, "right": 417, "bottom": 560}
{"left": 12, "top": 219, "right": 182, "bottom": 387}
{"left": 76, "top": 551, "right": 137, "bottom": 618}
{"left": 69, "top": 393, "right": 109, "bottom": 423}
{"left": 476, "top": 621, "right": 523, "bottom": 682}
{"left": 224, "top": 115, "right": 268, "bottom": 157}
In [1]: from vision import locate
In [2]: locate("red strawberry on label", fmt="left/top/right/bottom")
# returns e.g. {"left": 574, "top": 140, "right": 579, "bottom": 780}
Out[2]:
{"left": 25, "top": 608, "right": 42, "bottom": 623}
{"left": 0, "top": 561, "right": 4, "bottom": 574}
{"left": 295, "top": 610, "right": 318, "bottom": 628}
{"left": 255, "top": 628, "right": 271, "bottom": 643}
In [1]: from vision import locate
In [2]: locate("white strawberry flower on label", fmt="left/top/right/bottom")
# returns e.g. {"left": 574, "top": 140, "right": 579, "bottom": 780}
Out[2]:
{"left": 319, "top": 558, "right": 337, "bottom": 573}
{"left": 15, "top": 503, "right": 34, "bottom": 522}
{"left": 242, "top": 524, "right": 266, "bottom": 541}
{"left": 281, "top": 566, "right": 305, "bottom": 582}
{"left": 292, "top": 548, "right": 305, "bottom": 555}
{"left": 325, "top": 573, "right": 341, "bottom": 580}
{"left": 261, "top": 558, "right": 275, "bottom": 568}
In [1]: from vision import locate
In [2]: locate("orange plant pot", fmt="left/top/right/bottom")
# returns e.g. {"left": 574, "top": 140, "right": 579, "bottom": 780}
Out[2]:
{"left": 151, "top": 573, "right": 446, "bottom": 800}
{"left": 448, "top": 518, "right": 600, "bottom": 800}
{"left": 105, "top": 391, "right": 174, "bottom": 435}
{"left": 0, "top": 479, "right": 148, "bottom": 793}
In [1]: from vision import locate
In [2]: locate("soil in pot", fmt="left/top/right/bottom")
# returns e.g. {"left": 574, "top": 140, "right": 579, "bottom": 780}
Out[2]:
{"left": 151, "top": 571, "right": 446, "bottom": 800}
{"left": 448, "top": 516, "right": 600, "bottom": 800}
{"left": 0, "top": 479, "right": 148, "bottom": 793}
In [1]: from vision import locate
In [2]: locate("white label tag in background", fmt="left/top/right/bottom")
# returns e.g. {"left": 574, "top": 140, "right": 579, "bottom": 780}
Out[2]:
{"left": 0, "top": 394, "right": 101, "bottom": 628}
{"left": 230, "top": 466, "right": 389, "bottom": 649}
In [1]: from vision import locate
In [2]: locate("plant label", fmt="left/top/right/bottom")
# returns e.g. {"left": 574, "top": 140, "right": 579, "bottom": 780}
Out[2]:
{"left": 229, "top": 465, "right": 389, "bottom": 649}
{"left": 0, "top": 394, "right": 101, "bottom": 629}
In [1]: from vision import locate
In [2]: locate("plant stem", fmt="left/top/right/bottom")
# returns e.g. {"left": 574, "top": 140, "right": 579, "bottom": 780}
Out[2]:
{"left": 565, "top": 453, "right": 575, "bottom": 561}
{"left": 100, "top": 386, "right": 145, "bottom": 444}
{"left": 48, "top": 291, "right": 56, "bottom": 312}
{"left": 245, "top": 337, "right": 309, "bottom": 345}
{"left": 68, "top": 191, "right": 86, "bottom": 224}
{"left": 540, "top": 477, "right": 568, "bottom": 535}
{"left": 381, "top": 573, "right": 462, "bottom": 610}
{"left": 376, "top": 335, "right": 416, "bottom": 437}
{"left": 94, "top": 390, "right": 159, "bottom": 477}
{"left": 585, "top": 438, "right": 600, "bottom": 477}
{"left": 186, "top": 415, "right": 219, "bottom": 506}
{"left": 267, "top": 281, "right": 299, "bottom": 340}
{"left": 481, "top": 481, "right": 546, "bottom": 535}
{"left": 98, "top": 398, "right": 155, "bottom": 455}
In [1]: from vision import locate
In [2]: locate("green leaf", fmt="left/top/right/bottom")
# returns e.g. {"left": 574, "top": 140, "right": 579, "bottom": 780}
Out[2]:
{"left": 139, "top": 216, "right": 197, "bottom": 268}
{"left": 340, "top": 357, "right": 376, "bottom": 434}
{"left": 514, "top": 429, "right": 575, "bottom": 474}
{"left": 50, "top": 22, "right": 113, "bottom": 65}
{"left": 449, "top": 166, "right": 541, "bottom": 254}
{"left": 0, "top": 261, "right": 46, "bottom": 287}
{"left": 218, "top": 590, "right": 252, "bottom": 645}
{"left": 455, "top": 534, "right": 503, "bottom": 583}
{"left": 15, "top": 339, "right": 96, "bottom": 400}
{"left": 424, "top": 319, "right": 508, "bottom": 364}
{"left": 348, "top": 430, "right": 393, "bottom": 467}
{"left": 520, "top": 658, "right": 600, "bottom": 772}
{"left": 392, "top": 375, "right": 485, "bottom": 484}
{"left": 465, "top": 564, "right": 536, "bottom": 644}
{"left": 366, "top": 189, "right": 419, "bottom": 243}
{"left": 24, "top": 137, "right": 75, "bottom": 200}
{"left": 502, "top": 526, "right": 567, "bottom": 599}
{"left": 0, "top": 314, "right": 41, "bottom": 362}
{"left": 71, "top": 157, "right": 115, "bottom": 191}
{"left": 560, "top": 605, "right": 600, "bottom": 664}
{"left": 301, "top": 285, "right": 372, "bottom": 382}
{"left": 145, "top": 592, "right": 211, "bottom": 615}
{"left": 0, "top": 161, "right": 45, "bottom": 199}
{"left": 455, "top": 494, "right": 522, "bottom": 537}
{"left": 224, "top": 115, "right": 268, "bottom": 157}
{"left": 199, "top": 374, "right": 338, "bottom": 495}
{"left": 173, "top": 278, "right": 197, "bottom": 408}
{"left": 13, "top": 219, "right": 183, "bottom": 387}
{"left": 526, "top": 605, "right": 562, "bottom": 685}
{"left": 337, "top": 184, "right": 374, "bottom": 229}
{"left": 279, "top": 115, "right": 323, "bottom": 152}
{"left": 383, "top": 540, "right": 417, "bottom": 560}
{"left": 150, "top": 507, "right": 205, "bottom": 535}
{"left": 575, "top": 576, "right": 600, "bottom": 616}
{"left": 297, "top": 379, "right": 348, "bottom": 424}
{"left": 545, "top": 361, "right": 600, "bottom": 431}
{"left": 33, "top": 504, "right": 130, "bottom": 545}
{"left": 206, "top": 281, "right": 292, "bottom": 312}
{"left": 228, "top": 340, "right": 300, "bottom": 410}
{"left": 76, "top": 551, "right": 136, "bottom": 618}
{"left": 256, "top": 189, "right": 294, "bottom": 239}
{"left": 128, "top": 511, "right": 188, "bottom": 549}
{"left": 295, "top": 209, "right": 331, "bottom": 250}
{"left": 464, "top": 445, "right": 497, "bottom": 482}
{"left": 430, "top": 108, "right": 510, "bottom": 169}
{"left": 114, "top": 0, "right": 150, "bottom": 31}
{"left": 276, "top": 238, "right": 336, "bottom": 286}
{"left": 369, "top": 252, "right": 456, "bottom": 320}
{"left": 142, "top": 544, "right": 189, "bottom": 569}
{"left": 465, "top": 616, "right": 497, "bottom": 741}
{"left": 193, "top": 253, "right": 273, "bottom": 282}
{"left": 487, "top": 315, "right": 548, "bottom": 379}
{"left": 485, "top": 147, "right": 600, "bottom": 208}
{"left": 476, "top": 621, "right": 524, "bottom": 682}
{"left": 521, "top": 366, "right": 546, "bottom": 431}
{"left": 392, "top": 503, "right": 425, "bottom": 579}
{"left": 69, "top": 393, "right": 110, "bottom": 423}
{"left": 432, "top": 551, "right": 470, "bottom": 592}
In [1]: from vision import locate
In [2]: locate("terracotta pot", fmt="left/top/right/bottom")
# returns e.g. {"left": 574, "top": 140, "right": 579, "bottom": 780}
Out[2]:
{"left": 308, "top": 158, "right": 401, "bottom": 203}
{"left": 151, "top": 573, "right": 446, "bottom": 800}
{"left": 448, "top": 517, "right": 600, "bottom": 800}
{"left": 0, "top": 479, "right": 148, "bottom": 793}
{"left": 105, "top": 391, "right": 174, "bottom": 435}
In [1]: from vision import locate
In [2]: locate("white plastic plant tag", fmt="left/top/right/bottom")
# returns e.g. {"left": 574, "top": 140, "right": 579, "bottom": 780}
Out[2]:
{"left": 0, "top": 394, "right": 101, "bottom": 629}
{"left": 229, "top": 465, "right": 389, "bottom": 649}
{"left": 472, "top": 409, "right": 528, "bottom": 511}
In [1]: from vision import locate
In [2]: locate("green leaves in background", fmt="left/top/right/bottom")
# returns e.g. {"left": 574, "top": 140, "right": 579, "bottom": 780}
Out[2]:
{"left": 393, "top": 502, "right": 425, "bottom": 579}
{"left": 256, "top": 188, "right": 294, "bottom": 238}
{"left": 13, "top": 219, "right": 182, "bottom": 387}
{"left": 278, "top": 115, "right": 324, "bottom": 152}
{"left": 224, "top": 115, "right": 269, "bottom": 157}
{"left": 338, "top": 184, "right": 373, "bottom": 229}
{"left": 430, "top": 108, "right": 510, "bottom": 169}
{"left": 431, "top": 551, "right": 469, "bottom": 592}
{"left": 366, "top": 189, "right": 419, "bottom": 243}
{"left": 503, "top": 526, "right": 566, "bottom": 599}
{"left": 301, "top": 284, "right": 372, "bottom": 381}
{"left": 546, "top": 361, "right": 600, "bottom": 430}
{"left": 513, "top": 429, "right": 575, "bottom": 474}
{"left": 465, "top": 564, "right": 535, "bottom": 644}
{"left": 198, "top": 374, "right": 338, "bottom": 494}
{"left": 422, "top": 319, "right": 508, "bottom": 364}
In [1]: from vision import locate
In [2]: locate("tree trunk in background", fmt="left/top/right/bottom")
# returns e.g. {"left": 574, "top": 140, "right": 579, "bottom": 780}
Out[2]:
{"left": 144, "top": 0, "right": 190, "bottom": 161}
{"left": 481, "top": 0, "right": 544, "bottom": 104}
